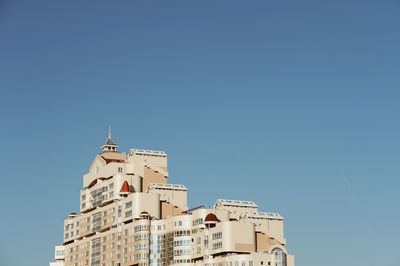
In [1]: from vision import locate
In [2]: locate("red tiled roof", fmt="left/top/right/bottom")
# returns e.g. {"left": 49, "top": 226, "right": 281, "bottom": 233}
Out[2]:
{"left": 119, "top": 181, "right": 132, "bottom": 193}
{"left": 101, "top": 156, "right": 124, "bottom": 164}
{"left": 205, "top": 213, "right": 219, "bottom": 222}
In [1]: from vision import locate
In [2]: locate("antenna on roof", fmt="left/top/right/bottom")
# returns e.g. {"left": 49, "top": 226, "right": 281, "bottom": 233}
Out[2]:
{"left": 101, "top": 124, "right": 118, "bottom": 152}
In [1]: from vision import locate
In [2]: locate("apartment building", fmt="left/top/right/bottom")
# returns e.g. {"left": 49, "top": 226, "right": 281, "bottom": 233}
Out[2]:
{"left": 50, "top": 133, "right": 294, "bottom": 266}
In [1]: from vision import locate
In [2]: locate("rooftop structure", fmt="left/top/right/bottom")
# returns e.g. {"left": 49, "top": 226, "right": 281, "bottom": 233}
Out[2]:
{"left": 214, "top": 199, "right": 258, "bottom": 208}
{"left": 50, "top": 133, "right": 294, "bottom": 266}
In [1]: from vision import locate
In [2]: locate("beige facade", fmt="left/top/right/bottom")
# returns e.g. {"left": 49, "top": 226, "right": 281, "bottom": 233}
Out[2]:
{"left": 50, "top": 135, "right": 294, "bottom": 266}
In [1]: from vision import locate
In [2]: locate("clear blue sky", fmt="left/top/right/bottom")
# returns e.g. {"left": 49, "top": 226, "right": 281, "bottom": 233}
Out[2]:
{"left": 0, "top": 1, "right": 399, "bottom": 265}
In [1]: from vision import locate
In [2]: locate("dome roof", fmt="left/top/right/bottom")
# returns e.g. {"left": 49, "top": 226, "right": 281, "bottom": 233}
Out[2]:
{"left": 204, "top": 213, "right": 219, "bottom": 222}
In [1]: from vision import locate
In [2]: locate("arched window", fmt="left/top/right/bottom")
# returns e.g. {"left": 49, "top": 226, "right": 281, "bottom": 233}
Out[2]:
{"left": 272, "top": 248, "right": 286, "bottom": 266}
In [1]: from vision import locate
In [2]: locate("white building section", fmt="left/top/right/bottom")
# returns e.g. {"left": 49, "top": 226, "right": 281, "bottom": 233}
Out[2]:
{"left": 50, "top": 133, "right": 294, "bottom": 266}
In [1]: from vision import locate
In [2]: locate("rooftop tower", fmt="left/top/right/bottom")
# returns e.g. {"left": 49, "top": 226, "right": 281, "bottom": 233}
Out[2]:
{"left": 101, "top": 125, "right": 118, "bottom": 152}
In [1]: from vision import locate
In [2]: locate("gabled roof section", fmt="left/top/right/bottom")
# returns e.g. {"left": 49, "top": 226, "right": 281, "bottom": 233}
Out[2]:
{"left": 119, "top": 181, "right": 132, "bottom": 193}
{"left": 101, "top": 156, "right": 125, "bottom": 164}
{"left": 88, "top": 155, "right": 106, "bottom": 173}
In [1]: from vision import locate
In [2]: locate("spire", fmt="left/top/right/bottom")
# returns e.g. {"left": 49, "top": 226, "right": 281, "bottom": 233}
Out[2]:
{"left": 101, "top": 125, "right": 118, "bottom": 152}
{"left": 119, "top": 181, "right": 132, "bottom": 195}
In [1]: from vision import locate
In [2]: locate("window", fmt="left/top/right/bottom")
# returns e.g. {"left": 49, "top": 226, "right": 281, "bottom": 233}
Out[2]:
{"left": 173, "top": 249, "right": 191, "bottom": 256}
{"left": 272, "top": 248, "right": 286, "bottom": 266}
{"left": 56, "top": 249, "right": 64, "bottom": 256}
{"left": 118, "top": 167, "right": 123, "bottom": 173}
{"left": 92, "top": 212, "right": 102, "bottom": 232}
{"left": 134, "top": 243, "right": 149, "bottom": 251}
{"left": 173, "top": 240, "right": 191, "bottom": 246}
{"left": 125, "top": 210, "right": 132, "bottom": 217}
{"left": 134, "top": 225, "right": 148, "bottom": 232}
{"left": 212, "top": 242, "right": 222, "bottom": 250}
{"left": 125, "top": 201, "right": 132, "bottom": 208}
{"left": 134, "top": 234, "right": 148, "bottom": 242}
{"left": 212, "top": 232, "right": 222, "bottom": 240}
{"left": 173, "top": 230, "right": 190, "bottom": 237}
{"left": 193, "top": 218, "right": 203, "bottom": 226}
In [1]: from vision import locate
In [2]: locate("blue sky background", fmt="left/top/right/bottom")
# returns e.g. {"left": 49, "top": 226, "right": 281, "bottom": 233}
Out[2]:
{"left": 1, "top": 1, "right": 400, "bottom": 265}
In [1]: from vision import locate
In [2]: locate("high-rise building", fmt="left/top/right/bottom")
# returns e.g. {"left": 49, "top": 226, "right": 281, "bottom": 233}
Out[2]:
{"left": 50, "top": 133, "right": 294, "bottom": 266}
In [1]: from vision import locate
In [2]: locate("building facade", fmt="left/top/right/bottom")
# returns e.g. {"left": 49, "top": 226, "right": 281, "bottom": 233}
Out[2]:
{"left": 50, "top": 134, "right": 294, "bottom": 266}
